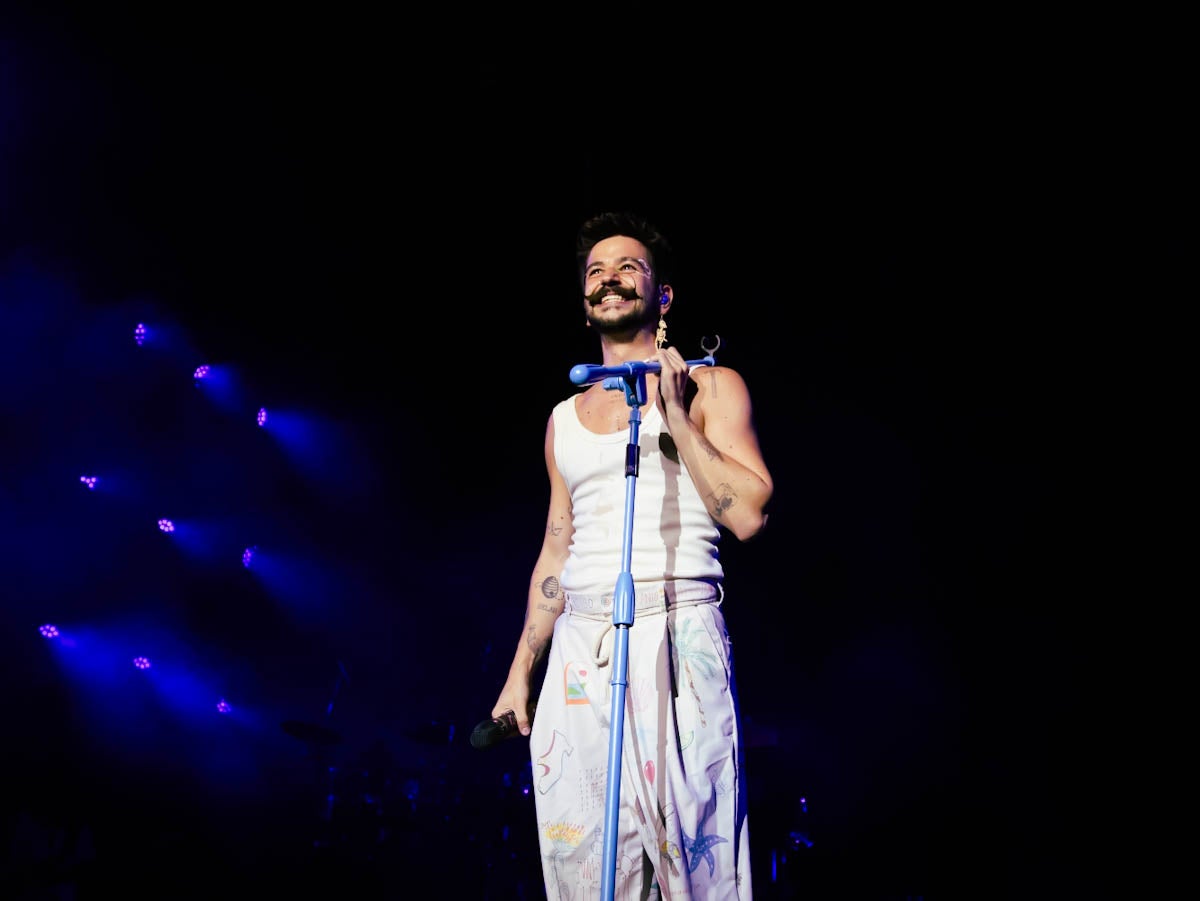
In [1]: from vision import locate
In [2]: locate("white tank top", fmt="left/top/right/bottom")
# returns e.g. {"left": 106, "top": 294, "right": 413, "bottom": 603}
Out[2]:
{"left": 552, "top": 394, "right": 724, "bottom": 595}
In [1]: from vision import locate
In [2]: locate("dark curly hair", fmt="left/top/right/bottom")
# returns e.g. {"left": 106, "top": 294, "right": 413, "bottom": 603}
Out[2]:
{"left": 575, "top": 211, "right": 675, "bottom": 290}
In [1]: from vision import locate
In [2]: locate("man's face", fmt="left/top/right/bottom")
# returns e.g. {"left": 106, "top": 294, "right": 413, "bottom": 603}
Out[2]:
{"left": 582, "top": 235, "right": 657, "bottom": 334}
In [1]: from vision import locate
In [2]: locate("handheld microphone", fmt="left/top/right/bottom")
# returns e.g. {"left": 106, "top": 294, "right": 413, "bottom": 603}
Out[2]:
{"left": 470, "top": 704, "right": 536, "bottom": 750}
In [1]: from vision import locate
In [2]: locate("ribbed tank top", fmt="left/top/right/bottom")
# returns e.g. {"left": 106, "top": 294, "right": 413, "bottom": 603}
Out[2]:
{"left": 552, "top": 394, "right": 723, "bottom": 596}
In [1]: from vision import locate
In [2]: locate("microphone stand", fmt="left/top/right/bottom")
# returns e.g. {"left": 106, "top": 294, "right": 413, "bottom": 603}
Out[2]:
{"left": 569, "top": 343, "right": 717, "bottom": 901}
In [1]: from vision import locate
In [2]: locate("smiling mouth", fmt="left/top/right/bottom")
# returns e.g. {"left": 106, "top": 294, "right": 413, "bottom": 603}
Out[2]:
{"left": 594, "top": 292, "right": 633, "bottom": 306}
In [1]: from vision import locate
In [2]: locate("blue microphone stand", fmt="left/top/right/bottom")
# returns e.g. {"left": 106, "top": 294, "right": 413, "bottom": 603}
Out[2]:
{"left": 567, "top": 341, "right": 717, "bottom": 901}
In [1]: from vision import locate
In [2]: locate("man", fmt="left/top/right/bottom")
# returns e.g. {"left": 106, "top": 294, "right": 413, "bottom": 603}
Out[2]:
{"left": 490, "top": 211, "right": 773, "bottom": 898}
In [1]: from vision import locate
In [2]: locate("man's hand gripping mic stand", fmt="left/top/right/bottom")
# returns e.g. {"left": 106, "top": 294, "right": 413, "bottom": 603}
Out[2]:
{"left": 567, "top": 337, "right": 719, "bottom": 901}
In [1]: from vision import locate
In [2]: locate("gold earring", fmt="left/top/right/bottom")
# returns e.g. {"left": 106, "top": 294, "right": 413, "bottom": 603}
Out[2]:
{"left": 655, "top": 314, "right": 668, "bottom": 350}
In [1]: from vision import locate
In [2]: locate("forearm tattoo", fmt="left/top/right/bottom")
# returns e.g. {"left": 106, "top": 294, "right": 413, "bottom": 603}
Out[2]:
{"left": 696, "top": 431, "right": 724, "bottom": 462}
{"left": 708, "top": 482, "right": 737, "bottom": 519}
{"left": 524, "top": 576, "right": 561, "bottom": 656}
{"left": 525, "top": 623, "right": 547, "bottom": 660}
{"left": 547, "top": 522, "right": 563, "bottom": 536}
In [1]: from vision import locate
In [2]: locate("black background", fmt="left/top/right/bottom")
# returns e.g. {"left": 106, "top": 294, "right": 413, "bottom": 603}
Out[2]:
{"left": 1, "top": 6, "right": 1184, "bottom": 899}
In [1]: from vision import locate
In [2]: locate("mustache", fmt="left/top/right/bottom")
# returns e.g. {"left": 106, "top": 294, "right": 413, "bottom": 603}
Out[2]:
{"left": 585, "top": 284, "right": 642, "bottom": 305}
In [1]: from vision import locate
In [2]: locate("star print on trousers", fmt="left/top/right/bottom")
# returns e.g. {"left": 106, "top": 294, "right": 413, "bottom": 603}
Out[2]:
{"left": 682, "top": 818, "right": 729, "bottom": 878}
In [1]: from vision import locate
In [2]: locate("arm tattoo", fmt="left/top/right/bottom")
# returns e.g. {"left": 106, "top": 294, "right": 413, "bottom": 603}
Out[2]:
{"left": 708, "top": 482, "right": 738, "bottom": 519}
{"left": 547, "top": 522, "right": 563, "bottom": 536}
{"left": 707, "top": 370, "right": 718, "bottom": 397}
{"left": 537, "top": 603, "right": 561, "bottom": 615}
{"left": 540, "top": 576, "right": 560, "bottom": 599}
{"left": 696, "top": 431, "right": 724, "bottom": 462}
{"left": 525, "top": 623, "right": 547, "bottom": 660}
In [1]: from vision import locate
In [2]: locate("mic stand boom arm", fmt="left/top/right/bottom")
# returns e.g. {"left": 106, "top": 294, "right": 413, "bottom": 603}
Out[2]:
{"left": 568, "top": 352, "right": 717, "bottom": 391}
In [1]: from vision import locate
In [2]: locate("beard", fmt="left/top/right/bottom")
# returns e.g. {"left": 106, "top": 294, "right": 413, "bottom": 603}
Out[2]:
{"left": 584, "top": 285, "right": 658, "bottom": 337}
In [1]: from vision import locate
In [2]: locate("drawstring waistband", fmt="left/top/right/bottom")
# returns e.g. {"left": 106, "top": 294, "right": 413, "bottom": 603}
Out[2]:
{"left": 564, "top": 579, "right": 723, "bottom": 667}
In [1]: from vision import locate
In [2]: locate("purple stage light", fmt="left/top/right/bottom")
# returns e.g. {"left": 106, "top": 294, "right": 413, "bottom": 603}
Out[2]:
{"left": 257, "top": 407, "right": 268, "bottom": 427}
{"left": 217, "top": 699, "right": 231, "bottom": 714}
{"left": 39, "top": 624, "right": 59, "bottom": 638}
{"left": 242, "top": 546, "right": 255, "bottom": 568}
{"left": 134, "top": 323, "right": 147, "bottom": 345}
{"left": 158, "top": 518, "right": 175, "bottom": 533}
{"left": 193, "top": 364, "right": 210, "bottom": 380}
{"left": 133, "top": 656, "right": 151, "bottom": 670}
{"left": 80, "top": 475, "right": 98, "bottom": 490}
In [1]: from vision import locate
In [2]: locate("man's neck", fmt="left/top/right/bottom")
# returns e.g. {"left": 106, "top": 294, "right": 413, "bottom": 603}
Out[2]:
{"left": 599, "top": 330, "right": 658, "bottom": 366}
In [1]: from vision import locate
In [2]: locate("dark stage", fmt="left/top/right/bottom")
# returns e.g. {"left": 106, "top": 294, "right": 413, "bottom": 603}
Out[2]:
{"left": 2, "top": 7, "right": 1179, "bottom": 899}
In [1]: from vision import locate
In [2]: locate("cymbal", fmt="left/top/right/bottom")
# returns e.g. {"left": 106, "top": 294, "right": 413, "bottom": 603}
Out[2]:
{"left": 281, "top": 719, "right": 342, "bottom": 745}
